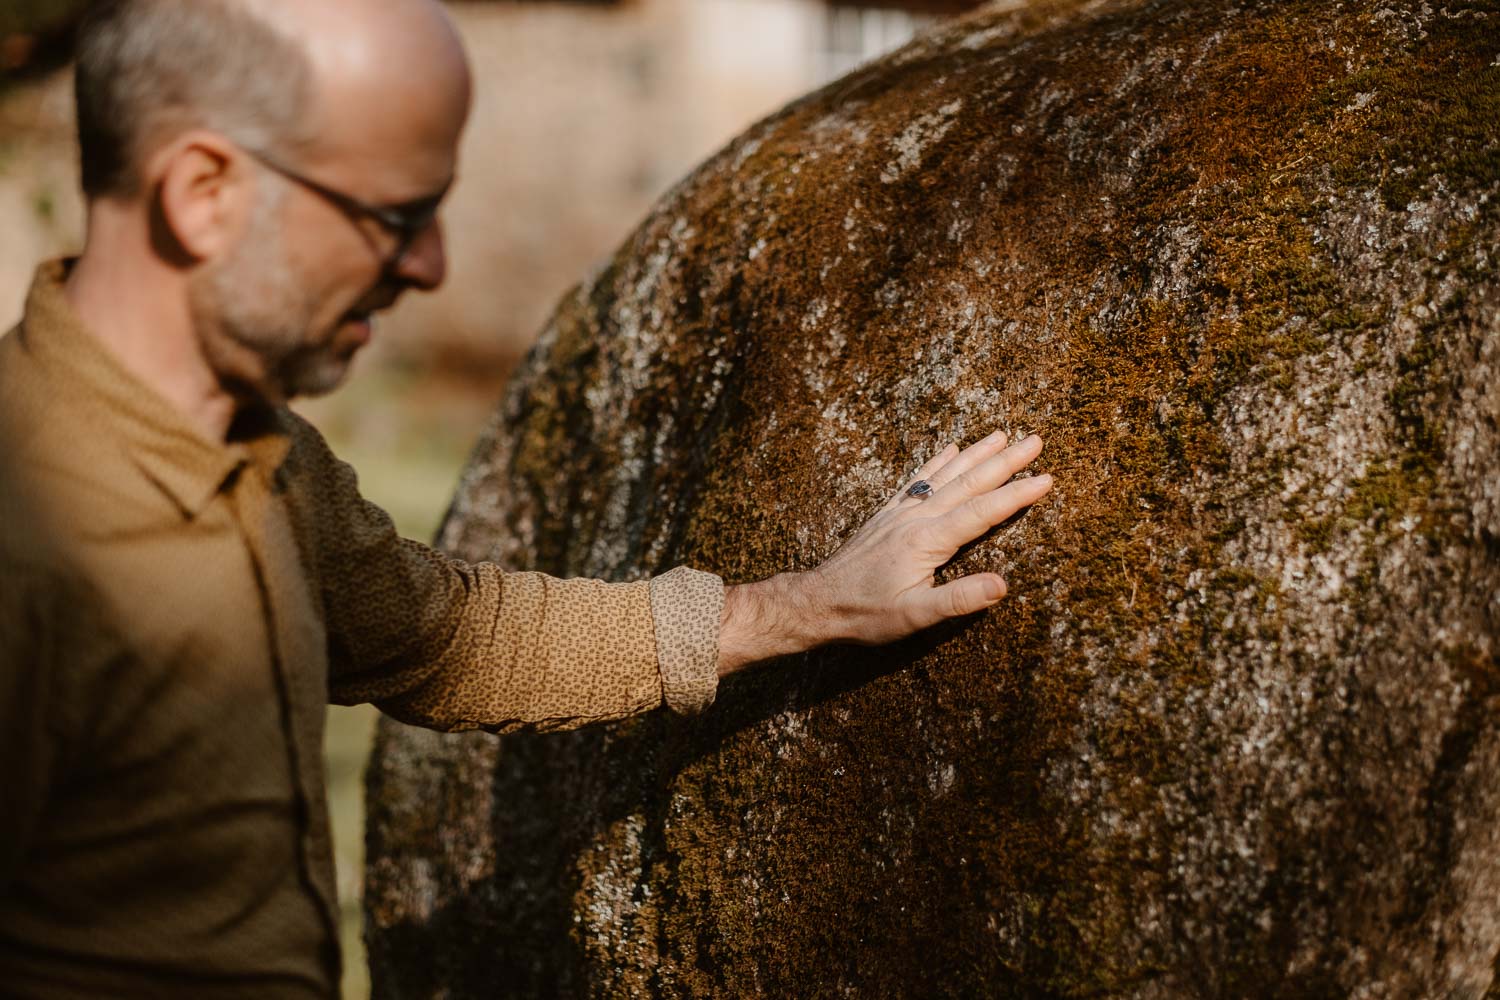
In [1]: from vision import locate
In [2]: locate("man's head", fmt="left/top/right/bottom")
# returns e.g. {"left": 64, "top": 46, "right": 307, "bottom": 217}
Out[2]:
{"left": 74, "top": 0, "right": 472, "bottom": 403}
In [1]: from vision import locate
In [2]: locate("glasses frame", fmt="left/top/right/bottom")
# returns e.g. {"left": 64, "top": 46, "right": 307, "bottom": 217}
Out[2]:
{"left": 245, "top": 148, "right": 445, "bottom": 271}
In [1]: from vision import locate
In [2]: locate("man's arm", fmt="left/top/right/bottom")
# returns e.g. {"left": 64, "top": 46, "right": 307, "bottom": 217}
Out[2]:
{"left": 296, "top": 407, "right": 1048, "bottom": 728}
{"left": 718, "top": 432, "right": 1051, "bottom": 676}
{"left": 285, "top": 411, "right": 716, "bottom": 732}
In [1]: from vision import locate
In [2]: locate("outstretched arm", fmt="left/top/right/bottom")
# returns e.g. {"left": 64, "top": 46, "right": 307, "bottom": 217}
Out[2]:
{"left": 717, "top": 432, "right": 1052, "bottom": 676}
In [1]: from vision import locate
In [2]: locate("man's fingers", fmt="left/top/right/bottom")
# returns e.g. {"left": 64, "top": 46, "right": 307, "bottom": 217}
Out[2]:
{"left": 929, "top": 434, "right": 1044, "bottom": 510}
{"left": 912, "top": 572, "right": 1007, "bottom": 627}
{"left": 925, "top": 428, "right": 1009, "bottom": 491}
{"left": 913, "top": 442, "right": 960, "bottom": 483}
{"left": 885, "top": 442, "right": 959, "bottom": 509}
{"left": 927, "top": 473, "right": 1053, "bottom": 552}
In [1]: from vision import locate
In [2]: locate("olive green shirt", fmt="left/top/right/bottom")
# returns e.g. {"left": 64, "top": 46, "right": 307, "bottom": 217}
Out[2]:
{"left": 0, "top": 262, "right": 724, "bottom": 998}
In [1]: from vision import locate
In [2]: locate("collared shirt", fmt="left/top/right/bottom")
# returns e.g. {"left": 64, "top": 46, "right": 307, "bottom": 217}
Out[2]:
{"left": 0, "top": 261, "right": 723, "bottom": 998}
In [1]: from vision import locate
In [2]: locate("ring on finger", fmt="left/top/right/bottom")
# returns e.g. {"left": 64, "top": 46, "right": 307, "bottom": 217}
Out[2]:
{"left": 905, "top": 479, "right": 934, "bottom": 499}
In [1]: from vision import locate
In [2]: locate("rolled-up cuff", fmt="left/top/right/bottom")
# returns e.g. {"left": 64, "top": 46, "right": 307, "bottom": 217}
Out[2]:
{"left": 648, "top": 566, "right": 724, "bottom": 715}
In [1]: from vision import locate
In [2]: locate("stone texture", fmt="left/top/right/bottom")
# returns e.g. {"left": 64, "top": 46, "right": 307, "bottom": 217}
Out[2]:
{"left": 364, "top": 0, "right": 1500, "bottom": 995}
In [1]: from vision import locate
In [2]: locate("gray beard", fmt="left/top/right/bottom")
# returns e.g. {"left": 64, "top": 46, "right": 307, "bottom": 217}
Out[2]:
{"left": 191, "top": 189, "right": 353, "bottom": 402}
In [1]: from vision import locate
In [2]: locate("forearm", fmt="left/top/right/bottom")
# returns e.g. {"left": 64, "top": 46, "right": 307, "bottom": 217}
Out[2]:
{"left": 334, "top": 565, "right": 668, "bottom": 731}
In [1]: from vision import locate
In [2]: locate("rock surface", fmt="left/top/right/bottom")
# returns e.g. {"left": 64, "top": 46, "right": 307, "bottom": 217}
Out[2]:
{"left": 365, "top": 0, "right": 1500, "bottom": 995}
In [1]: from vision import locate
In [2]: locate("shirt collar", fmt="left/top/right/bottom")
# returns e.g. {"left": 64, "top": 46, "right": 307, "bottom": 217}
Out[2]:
{"left": 19, "top": 259, "right": 292, "bottom": 518}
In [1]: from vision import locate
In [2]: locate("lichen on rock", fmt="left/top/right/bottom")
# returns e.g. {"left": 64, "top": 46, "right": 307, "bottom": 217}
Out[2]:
{"left": 365, "top": 0, "right": 1500, "bottom": 995}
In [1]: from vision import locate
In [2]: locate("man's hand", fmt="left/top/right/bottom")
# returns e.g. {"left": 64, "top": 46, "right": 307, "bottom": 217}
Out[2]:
{"left": 717, "top": 432, "right": 1052, "bottom": 676}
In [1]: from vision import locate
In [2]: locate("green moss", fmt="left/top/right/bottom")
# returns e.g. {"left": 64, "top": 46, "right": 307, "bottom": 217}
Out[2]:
{"left": 1322, "top": 46, "right": 1500, "bottom": 209}
{"left": 1294, "top": 450, "right": 1441, "bottom": 556}
{"left": 1346, "top": 457, "right": 1435, "bottom": 527}
{"left": 1294, "top": 509, "right": 1336, "bottom": 553}
{"left": 1389, "top": 329, "right": 1445, "bottom": 455}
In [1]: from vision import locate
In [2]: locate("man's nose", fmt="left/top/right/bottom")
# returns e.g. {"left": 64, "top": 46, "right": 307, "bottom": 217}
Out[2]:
{"left": 393, "top": 220, "right": 447, "bottom": 291}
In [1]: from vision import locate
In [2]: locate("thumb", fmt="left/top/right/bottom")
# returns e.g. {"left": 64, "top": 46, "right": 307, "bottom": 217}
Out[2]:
{"left": 912, "top": 573, "right": 1007, "bottom": 627}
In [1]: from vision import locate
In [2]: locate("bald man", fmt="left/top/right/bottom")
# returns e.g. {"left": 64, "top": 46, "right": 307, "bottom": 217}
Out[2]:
{"left": 0, "top": 0, "right": 1053, "bottom": 995}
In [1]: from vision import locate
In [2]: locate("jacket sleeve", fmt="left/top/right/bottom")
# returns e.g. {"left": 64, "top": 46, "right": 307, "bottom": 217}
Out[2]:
{"left": 280, "top": 414, "right": 723, "bottom": 733}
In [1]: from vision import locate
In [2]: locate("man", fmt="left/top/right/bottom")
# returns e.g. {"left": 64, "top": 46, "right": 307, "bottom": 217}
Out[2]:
{"left": 0, "top": 0, "right": 1054, "bottom": 995}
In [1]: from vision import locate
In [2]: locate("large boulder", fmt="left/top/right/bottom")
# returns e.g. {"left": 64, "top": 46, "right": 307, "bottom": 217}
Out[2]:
{"left": 364, "top": 0, "right": 1500, "bottom": 995}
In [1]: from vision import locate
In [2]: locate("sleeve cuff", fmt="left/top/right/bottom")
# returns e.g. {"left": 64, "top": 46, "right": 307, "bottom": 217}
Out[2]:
{"left": 648, "top": 566, "right": 724, "bottom": 716}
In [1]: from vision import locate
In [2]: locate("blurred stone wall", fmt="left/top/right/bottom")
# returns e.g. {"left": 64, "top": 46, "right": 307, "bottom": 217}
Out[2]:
{"left": 0, "top": 0, "right": 939, "bottom": 374}
{"left": 0, "top": 74, "right": 81, "bottom": 327}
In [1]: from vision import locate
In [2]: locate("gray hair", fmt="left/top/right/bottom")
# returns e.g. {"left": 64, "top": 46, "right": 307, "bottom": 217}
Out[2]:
{"left": 75, "top": 0, "right": 312, "bottom": 198}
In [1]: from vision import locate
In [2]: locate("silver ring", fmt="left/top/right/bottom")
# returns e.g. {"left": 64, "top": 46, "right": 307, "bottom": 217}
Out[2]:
{"left": 905, "top": 479, "right": 933, "bottom": 499}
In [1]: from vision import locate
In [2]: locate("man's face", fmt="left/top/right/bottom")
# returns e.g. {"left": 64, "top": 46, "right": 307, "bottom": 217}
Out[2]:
{"left": 190, "top": 9, "right": 471, "bottom": 405}
{"left": 190, "top": 181, "right": 349, "bottom": 400}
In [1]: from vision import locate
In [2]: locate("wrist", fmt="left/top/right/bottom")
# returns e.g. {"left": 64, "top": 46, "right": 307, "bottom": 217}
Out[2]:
{"left": 717, "top": 572, "right": 829, "bottom": 678}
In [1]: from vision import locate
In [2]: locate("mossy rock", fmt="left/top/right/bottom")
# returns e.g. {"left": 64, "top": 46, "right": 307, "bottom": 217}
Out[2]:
{"left": 365, "top": 0, "right": 1500, "bottom": 995}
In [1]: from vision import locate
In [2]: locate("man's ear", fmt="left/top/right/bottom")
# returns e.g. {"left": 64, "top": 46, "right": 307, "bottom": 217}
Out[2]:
{"left": 150, "top": 131, "right": 255, "bottom": 264}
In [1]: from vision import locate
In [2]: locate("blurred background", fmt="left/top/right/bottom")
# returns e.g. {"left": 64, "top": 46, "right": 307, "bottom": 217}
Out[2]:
{"left": 1, "top": 0, "right": 984, "bottom": 994}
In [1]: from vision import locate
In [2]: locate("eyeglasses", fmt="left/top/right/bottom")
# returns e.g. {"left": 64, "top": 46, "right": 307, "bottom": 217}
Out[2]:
{"left": 245, "top": 148, "right": 449, "bottom": 271}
